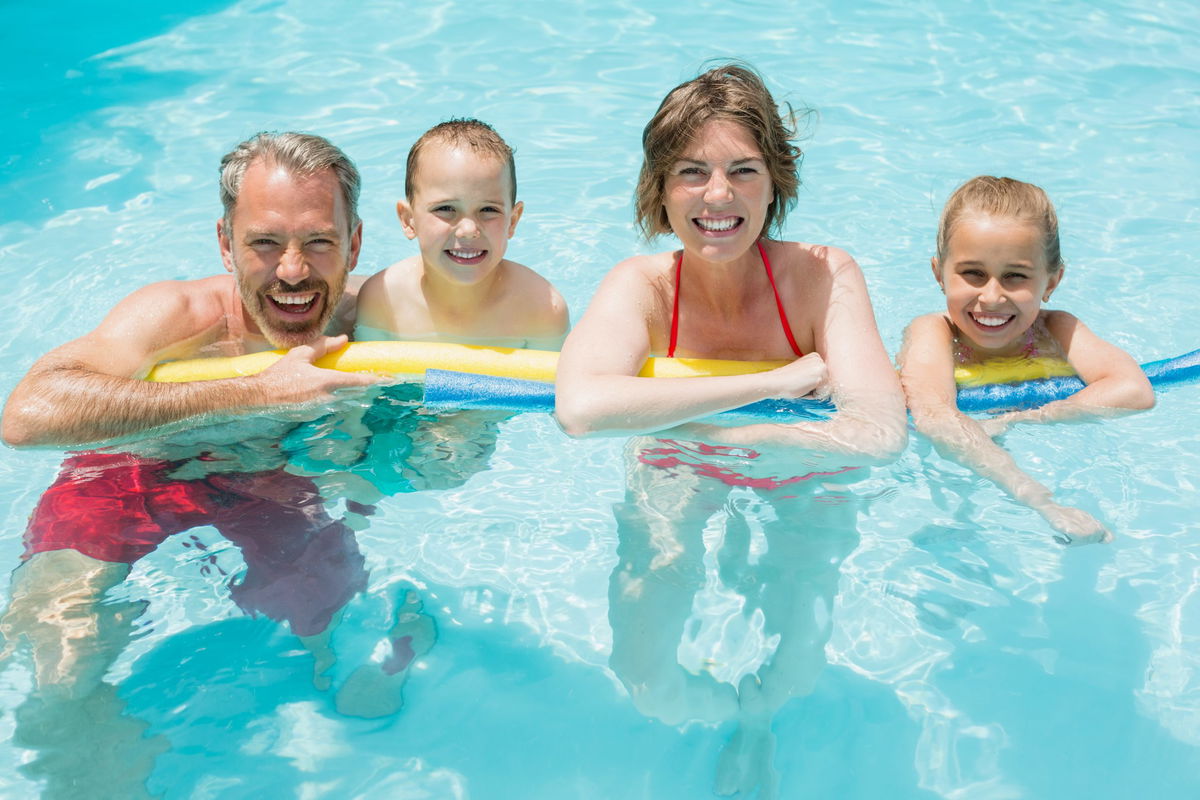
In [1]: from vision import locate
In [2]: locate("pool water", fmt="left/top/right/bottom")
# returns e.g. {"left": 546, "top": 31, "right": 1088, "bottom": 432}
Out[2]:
{"left": 2, "top": 1, "right": 1199, "bottom": 798}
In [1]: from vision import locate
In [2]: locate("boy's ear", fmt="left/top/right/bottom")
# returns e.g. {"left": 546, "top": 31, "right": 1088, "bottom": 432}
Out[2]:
{"left": 930, "top": 257, "right": 944, "bottom": 292}
{"left": 396, "top": 200, "right": 417, "bottom": 240}
{"left": 507, "top": 201, "right": 524, "bottom": 239}
{"left": 1044, "top": 266, "right": 1064, "bottom": 302}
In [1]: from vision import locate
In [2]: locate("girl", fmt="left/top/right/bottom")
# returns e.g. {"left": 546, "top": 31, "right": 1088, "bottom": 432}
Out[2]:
{"left": 899, "top": 176, "right": 1154, "bottom": 545}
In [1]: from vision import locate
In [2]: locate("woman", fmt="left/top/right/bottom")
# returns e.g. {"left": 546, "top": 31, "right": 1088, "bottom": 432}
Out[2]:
{"left": 555, "top": 63, "right": 905, "bottom": 460}
{"left": 555, "top": 63, "right": 907, "bottom": 794}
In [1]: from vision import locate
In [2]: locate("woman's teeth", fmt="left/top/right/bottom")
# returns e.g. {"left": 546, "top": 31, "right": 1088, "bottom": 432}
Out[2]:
{"left": 695, "top": 217, "right": 740, "bottom": 232}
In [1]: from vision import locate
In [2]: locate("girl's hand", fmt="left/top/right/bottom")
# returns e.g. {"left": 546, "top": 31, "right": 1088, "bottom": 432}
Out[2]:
{"left": 1038, "top": 502, "right": 1113, "bottom": 546}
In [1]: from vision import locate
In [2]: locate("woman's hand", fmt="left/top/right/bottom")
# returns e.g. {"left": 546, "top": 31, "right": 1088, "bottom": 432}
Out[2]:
{"left": 763, "top": 352, "right": 827, "bottom": 400}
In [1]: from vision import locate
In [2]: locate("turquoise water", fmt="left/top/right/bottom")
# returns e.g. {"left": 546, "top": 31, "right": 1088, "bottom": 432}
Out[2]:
{"left": 2, "top": 1, "right": 1199, "bottom": 798}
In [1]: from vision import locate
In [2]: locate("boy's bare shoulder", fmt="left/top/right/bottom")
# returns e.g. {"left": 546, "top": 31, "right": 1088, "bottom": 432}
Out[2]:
{"left": 499, "top": 259, "right": 570, "bottom": 335}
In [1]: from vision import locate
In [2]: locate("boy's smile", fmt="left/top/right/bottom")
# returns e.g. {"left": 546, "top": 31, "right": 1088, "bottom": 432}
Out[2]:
{"left": 398, "top": 142, "right": 523, "bottom": 286}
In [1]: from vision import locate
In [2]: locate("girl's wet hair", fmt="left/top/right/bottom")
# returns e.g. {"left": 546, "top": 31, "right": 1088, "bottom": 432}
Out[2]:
{"left": 405, "top": 118, "right": 517, "bottom": 203}
{"left": 937, "top": 176, "right": 1063, "bottom": 271}
{"left": 635, "top": 61, "right": 806, "bottom": 240}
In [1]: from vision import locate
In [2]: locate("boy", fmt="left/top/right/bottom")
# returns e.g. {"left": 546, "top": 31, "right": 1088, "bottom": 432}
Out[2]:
{"left": 356, "top": 119, "right": 568, "bottom": 348}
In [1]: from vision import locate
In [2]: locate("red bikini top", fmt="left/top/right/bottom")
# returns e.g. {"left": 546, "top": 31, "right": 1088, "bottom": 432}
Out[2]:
{"left": 667, "top": 240, "right": 803, "bottom": 358}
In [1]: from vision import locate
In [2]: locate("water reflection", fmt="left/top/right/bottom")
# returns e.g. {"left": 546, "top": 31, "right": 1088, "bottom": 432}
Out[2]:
{"left": 608, "top": 436, "right": 860, "bottom": 797}
{"left": 0, "top": 387, "right": 501, "bottom": 795}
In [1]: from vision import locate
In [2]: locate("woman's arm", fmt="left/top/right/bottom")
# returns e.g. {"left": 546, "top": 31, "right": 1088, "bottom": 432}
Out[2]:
{"left": 899, "top": 314, "right": 1109, "bottom": 545}
{"left": 982, "top": 311, "right": 1154, "bottom": 435}
{"left": 683, "top": 249, "right": 908, "bottom": 463}
{"left": 554, "top": 258, "right": 826, "bottom": 437}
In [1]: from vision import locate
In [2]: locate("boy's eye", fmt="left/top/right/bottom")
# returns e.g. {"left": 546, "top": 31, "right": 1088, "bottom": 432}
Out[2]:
{"left": 480, "top": 206, "right": 503, "bottom": 215}
{"left": 432, "top": 205, "right": 456, "bottom": 214}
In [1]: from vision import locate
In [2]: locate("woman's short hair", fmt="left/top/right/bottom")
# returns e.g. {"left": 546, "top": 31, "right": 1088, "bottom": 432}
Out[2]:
{"left": 635, "top": 62, "right": 805, "bottom": 240}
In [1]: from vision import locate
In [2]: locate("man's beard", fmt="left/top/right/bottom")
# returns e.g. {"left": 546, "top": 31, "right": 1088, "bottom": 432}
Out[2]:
{"left": 236, "top": 269, "right": 346, "bottom": 350}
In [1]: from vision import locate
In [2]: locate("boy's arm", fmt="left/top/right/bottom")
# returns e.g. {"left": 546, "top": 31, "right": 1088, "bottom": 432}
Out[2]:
{"left": 984, "top": 311, "right": 1154, "bottom": 434}
{"left": 2, "top": 281, "right": 377, "bottom": 447}
{"left": 899, "top": 314, "right": 1110, "bottom": 546}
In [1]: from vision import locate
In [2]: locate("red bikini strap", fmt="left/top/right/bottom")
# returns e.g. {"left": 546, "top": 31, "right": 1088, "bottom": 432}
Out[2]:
{"left": 759, "top": 241, "right": 803, "bottom": 357}
{"left": 668, "top": 250, "right": 683, "bottom": 358}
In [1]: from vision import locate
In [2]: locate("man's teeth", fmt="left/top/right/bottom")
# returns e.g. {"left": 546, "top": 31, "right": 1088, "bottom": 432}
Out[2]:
{"left": 272, "top": 294, "right": 316, "bottom": 306}
{"left": 449, "top": 249, "right": 484, "bottom": 259}
{"left": 696, "top": 217, "right": 739, "bottom": 232}
{"left": 973, "top": 314, "right": 1011, "bottom": 327}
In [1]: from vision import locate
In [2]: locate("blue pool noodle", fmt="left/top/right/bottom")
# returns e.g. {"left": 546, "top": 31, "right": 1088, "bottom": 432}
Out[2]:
{"left": 422, "top": 348, "right": 1200, "bottom": 418}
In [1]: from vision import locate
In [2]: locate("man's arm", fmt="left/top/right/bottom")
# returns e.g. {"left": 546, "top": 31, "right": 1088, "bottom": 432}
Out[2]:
{"left": 2, "top": 281, "right": 377, "bottom": 447}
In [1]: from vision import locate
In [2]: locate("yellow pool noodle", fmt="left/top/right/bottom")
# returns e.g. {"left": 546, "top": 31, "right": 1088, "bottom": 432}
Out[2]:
{"left": 953, "top": 356, "right": 1076, "bottom": 387}
{"left": 145, "top": 341, "right": 791, "bottom": 383}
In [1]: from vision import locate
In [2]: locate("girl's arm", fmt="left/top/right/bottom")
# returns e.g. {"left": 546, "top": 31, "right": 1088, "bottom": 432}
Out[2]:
{"left": 554, "top": 258, "right": 827, "bottom": 437}
{"left": 983, "top": 311, "right": 1154, "bottom": 435}
{"left": 681, "top": 249, "right": 908, "bottom": 464}
{"left": 899, "top": 314, "right": 1110, "bottom": 545}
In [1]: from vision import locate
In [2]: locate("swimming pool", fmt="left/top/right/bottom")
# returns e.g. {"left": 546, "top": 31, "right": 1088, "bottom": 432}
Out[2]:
{"left": 2, "top": 0, "right": 1198, "bottom": 797}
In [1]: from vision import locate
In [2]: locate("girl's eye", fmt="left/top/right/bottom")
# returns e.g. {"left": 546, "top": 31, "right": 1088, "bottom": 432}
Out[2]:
{"left": 1003, "top": 272, "right": 1029, "bottom": 282}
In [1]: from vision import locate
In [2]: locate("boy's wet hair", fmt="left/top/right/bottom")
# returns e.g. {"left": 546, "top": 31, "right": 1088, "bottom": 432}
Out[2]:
{"left": 220, "top": 131, "right": 360, "bottom": 235}
{"left": 937, "top": 176, "right": 1063, "bottom": 271}
{"left": 635, "top": 61, "right": 807, "bottom": 240}
{"left": 405, "top": 118, "right": 517, "bottom": 203}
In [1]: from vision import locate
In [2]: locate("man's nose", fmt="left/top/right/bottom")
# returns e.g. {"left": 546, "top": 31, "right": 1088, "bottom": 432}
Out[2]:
{"left": 276, "top": 243, "right": 309, "bottom": 284}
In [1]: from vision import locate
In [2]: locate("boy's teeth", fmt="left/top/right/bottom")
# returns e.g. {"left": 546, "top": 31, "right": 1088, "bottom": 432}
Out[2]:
{"left": 696, "top": 217, "right": 739, "bottom": 231}
{"left": 449, "top": 249, "right": 484, "bottom": 258}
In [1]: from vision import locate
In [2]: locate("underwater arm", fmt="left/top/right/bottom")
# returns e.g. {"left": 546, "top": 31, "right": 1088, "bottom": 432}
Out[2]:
{"left": 899, "top": 315, "right": 1110, "bottom": 545}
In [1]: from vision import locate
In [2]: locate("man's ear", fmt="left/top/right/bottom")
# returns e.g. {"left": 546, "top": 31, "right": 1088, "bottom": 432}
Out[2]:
{"left": 346, "top": 220, "right": 363, "bottom": 271}
{"left": 218, "top": 218, "right": 235, "bottom": 273}
{"left": 397, "top": 200, "right": 417, "bottom": 240}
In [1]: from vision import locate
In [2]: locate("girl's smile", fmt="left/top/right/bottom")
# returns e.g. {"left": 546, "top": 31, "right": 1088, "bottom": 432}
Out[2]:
{"left": 934, "top": 213, "right": 1062, "bottom": 357}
